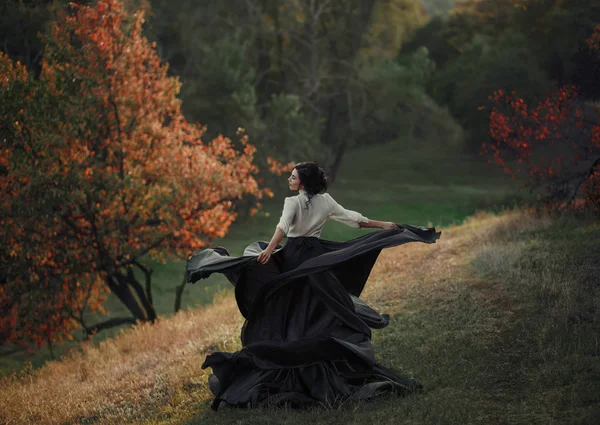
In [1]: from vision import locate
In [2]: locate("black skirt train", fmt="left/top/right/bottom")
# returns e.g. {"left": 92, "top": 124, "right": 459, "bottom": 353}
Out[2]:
{"left": 186, "top": 224, "right": 441, "bottom": 410}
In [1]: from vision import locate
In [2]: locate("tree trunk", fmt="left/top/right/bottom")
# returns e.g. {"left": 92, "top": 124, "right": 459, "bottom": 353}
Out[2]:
{"left": 328, "top": 141, "right": 347, "bottom": 183}
{"left": 271, "top": 0, "right": 286, "bottom": 92}
{"left": 105, "top": 274, "right": 148, "bottom": 321}
{"left": 319, "top": 0, "right": 377, "bottom": 182}
{"left": 321, "top": 98, "right": 339, "bottom": 178}
{"left": 174, "top": 274, "right": 187, "bottom": 313}
{"left": 95, "top": 268, "right": 158, "bottom": 337}
{"left": 125, "top": 266, "right": 157, "bottom": 322}
{"left": 85, "top": 317, "right": 138, "bottom": 337}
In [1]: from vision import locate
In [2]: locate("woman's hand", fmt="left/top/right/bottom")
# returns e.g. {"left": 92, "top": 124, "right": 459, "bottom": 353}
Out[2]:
{"left": 257, "top": 248, "right": 273, "bottom": 264}
{"left": 382, "top": 221, "right": 400, "bottom": 230}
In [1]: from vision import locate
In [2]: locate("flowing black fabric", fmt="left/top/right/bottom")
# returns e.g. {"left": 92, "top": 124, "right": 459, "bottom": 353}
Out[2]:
{"left": 186, "top": 223, "right": 441, "bottom": 410}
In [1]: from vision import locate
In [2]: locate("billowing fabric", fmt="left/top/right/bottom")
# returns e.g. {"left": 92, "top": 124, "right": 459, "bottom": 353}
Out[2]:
{"left": 276, "top": 190, "right": 369, "bottom": 237}
{"left": 186, "top": 224, "right": 441, "bottom": 410}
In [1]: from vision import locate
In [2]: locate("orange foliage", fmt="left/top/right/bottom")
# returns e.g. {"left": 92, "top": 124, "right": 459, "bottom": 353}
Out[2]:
{"left": 0, "top": 0, "right": 268, "bottom": 348}
{"left": 266, "top": 156, "right": 296, "bottom": 176}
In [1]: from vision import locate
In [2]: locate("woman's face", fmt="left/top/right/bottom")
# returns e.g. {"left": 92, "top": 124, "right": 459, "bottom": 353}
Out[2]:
{"left": 288, "top": 169, "right": 303, "bottom": 191}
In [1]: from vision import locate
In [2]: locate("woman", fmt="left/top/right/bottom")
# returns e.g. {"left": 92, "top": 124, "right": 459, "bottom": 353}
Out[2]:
{"left": 186, "top": 162, "right": 441, "bottom": 410}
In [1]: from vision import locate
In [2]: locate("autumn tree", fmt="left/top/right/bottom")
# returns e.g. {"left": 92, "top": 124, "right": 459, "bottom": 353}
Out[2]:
{"left": 400, "top": 0, "right": 600, "bottom": 151}
{"left": 0, "top": 0, "right": 272, "bottom": 350}
{"left": 482, "top": 23, "right": 600, "bottom": 212}
{"left": 484, "top": 91, "right": 600, "bottom": 212}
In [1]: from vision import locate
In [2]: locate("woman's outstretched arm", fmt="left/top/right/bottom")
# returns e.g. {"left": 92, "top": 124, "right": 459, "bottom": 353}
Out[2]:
{"left": 326, "top": 193, "right": 398, "bottom": 230}
{"left": 359, "top": 219, "right": 399, "bottom": 230}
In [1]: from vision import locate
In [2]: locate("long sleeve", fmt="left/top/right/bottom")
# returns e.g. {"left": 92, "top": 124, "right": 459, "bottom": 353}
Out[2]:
{"left": 276, "top": 197, "right": 297, "bottom": 236}
{"left": 325, "top": 193, "right": 369, "bottom": 228}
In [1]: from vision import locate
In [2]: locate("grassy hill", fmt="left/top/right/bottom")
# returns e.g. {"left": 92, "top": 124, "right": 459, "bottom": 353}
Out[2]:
{"left": 1, "top": 206, "right": 598, "bottom": 424}
{"left": 6, "top": 142, "right": 598, "bottom": 425}
{"left": 0, "top": 141, "right": 520, "bottom": 375}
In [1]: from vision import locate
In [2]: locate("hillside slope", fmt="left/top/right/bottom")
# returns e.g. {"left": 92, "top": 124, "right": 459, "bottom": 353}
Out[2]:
{"left": 0, "top": 141, "right": 518, "bottom": 375}
{"left": 2, "top": 208, "right": 599, "bottom": 425}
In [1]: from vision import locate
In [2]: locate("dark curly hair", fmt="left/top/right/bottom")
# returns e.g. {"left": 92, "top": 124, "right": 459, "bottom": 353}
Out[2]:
{"left": 294, "top": 162, "right": 328, "bottom": 208}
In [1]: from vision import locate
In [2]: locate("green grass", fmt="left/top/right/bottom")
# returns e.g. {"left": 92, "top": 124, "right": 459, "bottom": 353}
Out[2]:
{"left": 4, "top": 140, "right": 599, "bottom": 425}
{"left": 172, "top": 289, "right": 510, "bottom": 425}
{"left": 468, "top": 218, "right": 600, "bottom": 424}
{"left": 0, "top": 141, "right": 523, "bottom": 376}
{"left": 152, "top": 212, "right": 600, "bottom": 425}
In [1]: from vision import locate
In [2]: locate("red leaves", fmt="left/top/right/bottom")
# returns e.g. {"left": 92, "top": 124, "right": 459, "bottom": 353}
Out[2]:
{"left": 266, "top": 156, "right": 295, "bottom": 176}
{"left": 581, "top": 170, "right": 600, "bottom": 212}
{"left": 587, "top": 24, "right": 600, "bottom": 52}
{"left": 483, "top": 84, "right": 600, "bottom": 212}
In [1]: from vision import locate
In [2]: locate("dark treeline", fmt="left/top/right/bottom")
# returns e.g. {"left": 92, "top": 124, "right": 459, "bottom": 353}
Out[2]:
{"left": 403, "top": 0, "right": 600, "bottom": 151}
{"left": 142, "top": 0, "right": 444, "bottom": 183}
{"left": 2, "top": 0, "right": 599, "bottom": 181}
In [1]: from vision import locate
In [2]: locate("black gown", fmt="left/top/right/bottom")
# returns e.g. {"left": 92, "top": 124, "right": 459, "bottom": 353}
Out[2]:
{"left": 186, "top": 224, "right": 441, "bottom": 410}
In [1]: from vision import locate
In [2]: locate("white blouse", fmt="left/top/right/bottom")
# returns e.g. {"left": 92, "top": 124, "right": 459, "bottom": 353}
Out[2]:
{"left": 276, "top": 190, "right": 369, "bottom": 238}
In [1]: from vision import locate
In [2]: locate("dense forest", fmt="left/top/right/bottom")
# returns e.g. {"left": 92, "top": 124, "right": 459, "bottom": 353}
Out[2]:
{"left": 3, "top": 0, "right": 598, "bottom": 178}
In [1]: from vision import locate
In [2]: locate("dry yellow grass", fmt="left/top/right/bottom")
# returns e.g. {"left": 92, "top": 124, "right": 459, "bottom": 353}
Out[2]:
{"left": 362, "top": 207, "right": 552, "bottom": 314}
{"left": 0, "top": 293, "right": 244, "bottom": 425}
{"left": 0, "top": 208, "right": 551, "bottom": 425}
